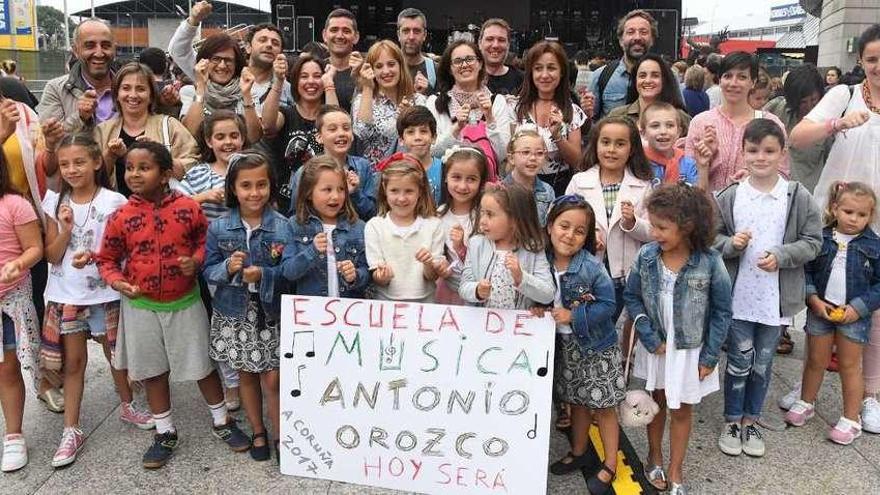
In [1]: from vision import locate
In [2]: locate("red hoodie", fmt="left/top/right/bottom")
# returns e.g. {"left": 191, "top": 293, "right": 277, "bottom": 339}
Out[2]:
{"left": 97, "top": 190, "right": 207, "bottom": 302}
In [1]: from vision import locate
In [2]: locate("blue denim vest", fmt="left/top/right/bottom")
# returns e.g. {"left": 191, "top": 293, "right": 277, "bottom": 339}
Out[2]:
{"left": 552, "top": 249, "right": 618, "bottom": 352}
{"left": 203, "top": 207, "right": 295, "bottom": 319}
{"left": 805, "top": 227, "right": 880, "bottom": 318}
{"left": 623, "top": 242, "right": 733, "bottom": 369}
{"left": 282, "top": 214, "right": 370, "bottom": 298}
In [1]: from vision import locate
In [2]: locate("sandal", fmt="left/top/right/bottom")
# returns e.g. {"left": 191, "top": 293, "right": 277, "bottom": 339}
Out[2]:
{"left": 549, "top": 450, "right": 594, "bottom": 475}
{"left": 645, "top": 464, "right": 668, "bottom": 491}
{"left": 38, "top": 387, "right": 65, "bottom": 413}
{"left": 776, "top": 331, "right": 794, "bottom": 355}
{"left": 250, "top": 431, "right": 270, "bottom": 462}
{"left": 587, "top": 464, "right": 616, "bottom": 495}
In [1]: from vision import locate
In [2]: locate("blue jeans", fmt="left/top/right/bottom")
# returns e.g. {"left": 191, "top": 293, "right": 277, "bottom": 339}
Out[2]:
{"left": 723, "top": 319, "right": 782, "bottom": 422}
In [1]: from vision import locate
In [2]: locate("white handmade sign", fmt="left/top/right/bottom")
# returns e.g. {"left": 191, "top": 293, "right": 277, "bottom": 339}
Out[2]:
{"left": 279, "top": 296, "right": 556, "bottom": 494}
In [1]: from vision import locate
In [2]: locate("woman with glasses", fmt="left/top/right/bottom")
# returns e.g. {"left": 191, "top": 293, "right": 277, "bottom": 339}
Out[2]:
{"left": 513, "top": 41, "right": 588, "bottom": 196}
{"left": 426, "top": 40, "right": 514, "bottom": 171}
{"left": 169, "top": 10, "right": 262, "bottom": 145}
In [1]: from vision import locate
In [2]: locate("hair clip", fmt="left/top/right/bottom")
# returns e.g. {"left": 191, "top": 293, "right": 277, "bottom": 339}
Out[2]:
{"left": 375, "top": 151, "right": 421, "bottom": 172}
{"left": 551, "top": 194, "right": 587, "bottom": 206}
{"left": 440, "top": 145, "right": 484, "bottom": 163}
{"left": 513, "top": 123, "right": 539, "bottom": 136}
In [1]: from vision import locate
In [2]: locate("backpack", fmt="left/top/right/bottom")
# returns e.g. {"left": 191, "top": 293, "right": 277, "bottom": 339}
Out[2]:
{"left": 461, "top": 120, "right": 499, "bottom": 182}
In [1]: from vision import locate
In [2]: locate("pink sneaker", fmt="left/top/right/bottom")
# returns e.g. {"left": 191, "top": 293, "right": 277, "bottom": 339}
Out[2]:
{"left": 51, "top": 427, "right": 84, "bottom": 468}
{"left": 120, "top": 402, "right": 156, "bottom": 430}
{"left": 784, "top": 400, "right": 815, "bottom": 427}
{"left": 828, "top": 417, "right": 862, "bottom": 445}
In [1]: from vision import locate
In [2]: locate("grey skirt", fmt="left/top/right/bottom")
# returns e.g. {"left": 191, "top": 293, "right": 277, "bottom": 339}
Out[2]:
{"left": 553, "top": 333, "right": 626, "bottom": 409}
{"left": 209, "top": 295, "right": 280, "bottom": 373}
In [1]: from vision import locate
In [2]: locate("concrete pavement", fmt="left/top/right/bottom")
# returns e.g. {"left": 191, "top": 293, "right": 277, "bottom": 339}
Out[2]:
{"left": 2, "top": 329, "right": 880, "bottom": 494}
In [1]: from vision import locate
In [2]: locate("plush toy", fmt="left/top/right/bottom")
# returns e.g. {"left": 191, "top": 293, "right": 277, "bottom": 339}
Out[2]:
{"left": 619, "top": 389, "right": 661, "bottom": 428}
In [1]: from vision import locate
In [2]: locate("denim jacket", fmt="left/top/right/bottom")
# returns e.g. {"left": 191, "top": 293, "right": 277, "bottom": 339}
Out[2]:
{"left": 503, "top": 174, "right": 556, "bottom": 226}
{"left": 288, "top": 155, "right": 377, "bottom": 220}
{"left": 805, "top": 227, "right": 880, "bottom": 318}
{"left": 202, "top": 207, "right": 294, "bottom": 319}
{"left": 623, "top": 243, "right": 733, "bottom": 369}
{"left": 552, "top": 249, "right": 618, "bottom": 352}
{"left": 282, "top": 214, "right": 370, "bottom": 298}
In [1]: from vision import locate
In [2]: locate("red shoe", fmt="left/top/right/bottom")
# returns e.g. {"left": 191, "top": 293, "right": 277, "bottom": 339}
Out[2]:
{"left": 827, "top": 352, "right": 839, "bottom": 372}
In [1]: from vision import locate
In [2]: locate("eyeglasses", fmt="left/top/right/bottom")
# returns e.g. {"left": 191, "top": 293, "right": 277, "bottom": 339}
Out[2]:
{"left": 452, "top": 55, "right": 479, "bottom": 67}
{"left": 513, "top": 150, "right": 547, "bottom": 159}
{"left": 209, "top": 56, "right": 236, "bottom": 67}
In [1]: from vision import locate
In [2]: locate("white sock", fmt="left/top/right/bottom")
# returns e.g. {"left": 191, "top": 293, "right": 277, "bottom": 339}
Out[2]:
{"left": 153, "top": 410, "right": 175, "bottom": 434}
{"left": 208, "top": 401, "right": 228, "bottom": 427}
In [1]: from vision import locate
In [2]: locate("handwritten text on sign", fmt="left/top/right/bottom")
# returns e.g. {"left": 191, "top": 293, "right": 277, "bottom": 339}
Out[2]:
{"left": 279, "top": 296, "right": 555, "bottom": 494}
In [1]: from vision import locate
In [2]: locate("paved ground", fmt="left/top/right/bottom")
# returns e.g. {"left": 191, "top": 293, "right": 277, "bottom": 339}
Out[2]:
{"left": 2, "top": 324, "right": 880, "bottom": 494}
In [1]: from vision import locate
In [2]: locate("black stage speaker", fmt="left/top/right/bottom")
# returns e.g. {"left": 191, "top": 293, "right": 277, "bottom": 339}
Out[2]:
{"left": 645, "top": 8, "right": 680, "bottom": 59}
{"left": 296, "top": 16, "right": 315, "bottom": 50}
{"left": 274, "top": 1, "right": 296, "bottom": 53}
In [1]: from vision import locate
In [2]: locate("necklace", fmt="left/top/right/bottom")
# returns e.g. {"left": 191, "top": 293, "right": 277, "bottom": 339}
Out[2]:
{"left": 68, "top": 187, "right": 100, "bottom": 229}
{"left": 862, "top": 82, "right": 880, "bottom": 114}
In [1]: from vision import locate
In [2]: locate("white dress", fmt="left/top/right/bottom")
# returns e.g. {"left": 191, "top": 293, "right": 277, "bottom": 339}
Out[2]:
{"left": 633, "top": 260, "right": 719, "bottom": 409}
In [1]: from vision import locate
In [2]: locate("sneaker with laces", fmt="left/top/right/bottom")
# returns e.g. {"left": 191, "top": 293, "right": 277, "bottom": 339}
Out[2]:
{"left": 828, "top": 417, "right": 862, "bottom": 445}
{"left": 142, "top": 431, "right": 178, "bottom": 469}
{"left": 742, "top": 424, "right": 765, "bottom": 457}
{"left": 778, "top": 382, "right": 801, "bottom": 411}
{"left": 718, "top": 422, "right": 742, "bottom": 456}
{"left": 784, "top": 400, "right": 815, "bottom": 427}
{"left": 51, "top": 427, "right": 85, "bottom": 468}
{"left": 212, "top": 419, "right": 251, "bottom": 452}
{"left": 861, "top": 397, "right": 880, "bottom": 434}
{"left": 120, "top": 402, "right": 156, "bottom": 430}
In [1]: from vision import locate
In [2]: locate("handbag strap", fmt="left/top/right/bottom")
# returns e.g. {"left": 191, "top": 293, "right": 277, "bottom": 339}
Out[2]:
{"left": 622, "top": 314, "right": 645, "bottom": 386}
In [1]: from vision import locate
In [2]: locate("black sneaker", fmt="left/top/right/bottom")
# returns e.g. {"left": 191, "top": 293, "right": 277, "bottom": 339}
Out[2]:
{"left": 142, "top": 431, "right": 178, "bottom": 469}
{"left": 212, "top": 419, "right": 251, "bottom": 452}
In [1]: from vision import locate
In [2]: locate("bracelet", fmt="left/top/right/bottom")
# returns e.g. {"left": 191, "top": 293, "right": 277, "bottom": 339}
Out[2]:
{"left": 324, "top": 85, "right": 336, "bottom": 92}
{"left": 194, "top": 94, "right": 204, "bottom": 104}
{"left": 826, "top": 117, "right": 840, "bottom": 135}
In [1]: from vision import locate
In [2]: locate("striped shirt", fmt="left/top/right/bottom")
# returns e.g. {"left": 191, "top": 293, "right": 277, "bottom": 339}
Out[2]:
{"left": 176, "top": 162, "right": 229, "bottom": 221}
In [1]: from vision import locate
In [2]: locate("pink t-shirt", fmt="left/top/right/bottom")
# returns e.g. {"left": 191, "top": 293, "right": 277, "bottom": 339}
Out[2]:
{"left": 0, "top": 193, "right": 38, "bottom": 297}
{"left": 685, "top": 107, "right": 790, "bottom": 192}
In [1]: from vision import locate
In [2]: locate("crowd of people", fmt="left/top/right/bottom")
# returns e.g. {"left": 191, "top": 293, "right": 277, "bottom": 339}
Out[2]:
{"left": 0, "top": 4, "right": 879, "bottom": 494}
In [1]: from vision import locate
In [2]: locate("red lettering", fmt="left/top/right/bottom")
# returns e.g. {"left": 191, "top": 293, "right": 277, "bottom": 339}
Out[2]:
{"left": 410, "top": 458, "right": 423, "bottom": 480}
{"left": 456, "top": 466, "right": 468, "bottom": 486}
{"left": 392, "top": 303, "right": 409, "bottom": 330}
{"left": 343, "top": 300, "right": 363, "bottom": 327}
{"left": 417, "top": 305, "right": 432, "bottom": 332}
{"left": 437, "top": 463, "right": 452, "bottom": 485}
{"left": 388, "top": 457, "right": 405, "bottom": 477}
{"left": 485, "top": 311, "right": 504, "bottom": 334}
{"left": 475, "top": 468, "right": 489, "bottom": 488}
{"left": 492, "top": 470, "right": 508, "bottom": 491}
{"left": 363, "top": 456, "right": 381, "bottom": 478}
{"left": 369, "top": 303, "right": 384, "bottom": 328}
{"left": 321, "top": 299, "right": 341, "bottom": 326}
{"left": 439, "top": 307, "right": 462, "bottom": 333}
{"left": 292, "top": 297, "right": 311, "bottom": 326}
{"left": 513, "top": 313, "right": 533, "bottom": 336}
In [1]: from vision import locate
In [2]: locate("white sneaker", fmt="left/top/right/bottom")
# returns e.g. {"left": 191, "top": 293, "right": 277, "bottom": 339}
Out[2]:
{"left": 862, "top": 397, "right": 880, "bottom": 434}
{"left": 1, "top": 434, "right": 27, "bottom": 472}
{"left": 778, "top": 382, "right": 801, "bottom": 411}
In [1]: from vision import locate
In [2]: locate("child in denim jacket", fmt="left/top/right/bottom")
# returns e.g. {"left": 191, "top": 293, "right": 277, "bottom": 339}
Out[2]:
{"left": 623, "top": 183, "right": 732, "bottom": 494}
{"left": 283, "top": 155, "right": 370, "bottom": 299}
{"left": 787, "top": 181, "right": 880, "bottom": 445}
{"left": 203, "top": 151, "right": 294, "bottom": 461}
{"left": 538, "top": 195, "right": 622, "bottom": 494}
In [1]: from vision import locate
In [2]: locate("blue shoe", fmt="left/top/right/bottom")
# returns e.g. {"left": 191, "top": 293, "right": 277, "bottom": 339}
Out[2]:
{"left": 142, "top": 431, "right": 178, "bottom": 469}
{"left": 212, "top": 419, "right": 251, "bottom": 452}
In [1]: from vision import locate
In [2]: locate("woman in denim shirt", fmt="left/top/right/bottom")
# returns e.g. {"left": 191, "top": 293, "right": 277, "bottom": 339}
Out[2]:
{"left": 540, "top": 196, "right": 623, "bottom": 494}
{"left": 202, "top": 152, "right": 294, "bottom": 461}
{"left": 623, "top": 184, "right": 732, "bottom": 495}
{"left": 282, "top": 156, "right": 370, "bottom": 298}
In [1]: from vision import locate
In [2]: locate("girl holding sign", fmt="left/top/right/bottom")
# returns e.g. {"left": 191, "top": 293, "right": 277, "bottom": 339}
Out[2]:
{"left": 537, "top": 196, "right": 623, "bottom": 494}
{"left": 204, "top": 152, "right": 294, "bottom": 462}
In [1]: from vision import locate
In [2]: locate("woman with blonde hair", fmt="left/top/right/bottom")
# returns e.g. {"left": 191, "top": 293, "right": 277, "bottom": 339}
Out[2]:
{"left": 353, "top": 40, "right": 425, "bottom": 163}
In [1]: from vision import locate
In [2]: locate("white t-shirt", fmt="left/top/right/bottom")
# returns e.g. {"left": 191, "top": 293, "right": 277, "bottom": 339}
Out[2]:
{"left": 323, "top": 224, "right": 339, "bottom": 297}
{"left": 42, "top": 188, "right": 127, "bottom": 305}
{"left": 825, "top": 231, "right": 856, "bottom": 306}
{"left": 730, "top": 178, "right": 791, "bottom": 326}
{"left": 553, "top": 270, "right": 573, "bottom": 335}
{"left": 706, "top": 85, "right": 722, "bottom": 109}
{"left": 244, "top": 221, "right": 261, "bottom": 293}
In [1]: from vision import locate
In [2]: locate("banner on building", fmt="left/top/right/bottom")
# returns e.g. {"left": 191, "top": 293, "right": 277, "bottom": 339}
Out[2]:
{"left": 0, "top": 0, "right": 36, "bottom": 50}
{"left": 279, "top": 296, "right": 556, "bottom": 494}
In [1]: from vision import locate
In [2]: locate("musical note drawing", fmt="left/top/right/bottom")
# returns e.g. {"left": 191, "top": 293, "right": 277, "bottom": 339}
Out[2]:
{"left": 537, "top": 350, "right": 549, "bottom": 377}
{"left": 527, "top": 413, "right": 537, "bottom": 439}
{"left": 284, "top": 330, "right": 316, "bottom": 359}
{"left": 379, "top": 333, "right": 404, "bottom": 370}
{"left": 290, "top": 364, "right": 306, "bottom": 397}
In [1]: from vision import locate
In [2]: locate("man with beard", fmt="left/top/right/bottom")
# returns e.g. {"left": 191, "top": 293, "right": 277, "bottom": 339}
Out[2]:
{"left": 397, "top": 8, "right": 435, "bottom": 95}
{"left": 479, "top": 18, "right": 523, "bottom": 97}
{"left": 244, "top": 23, "right": 294, "bottom": 117}
{"left": 587, "top": 9, "right": 657, "bottom": 119}
{"left": 323, "top": 8, "right": 360, "bottom": 113}
{"left": 38, "top": 18, "right": 118, "bottom": 131}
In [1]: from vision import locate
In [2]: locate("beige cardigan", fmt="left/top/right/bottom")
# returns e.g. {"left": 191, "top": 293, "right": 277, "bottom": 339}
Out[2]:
{"left": 94, "top": 113, "right": 200, "bottom": 189}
